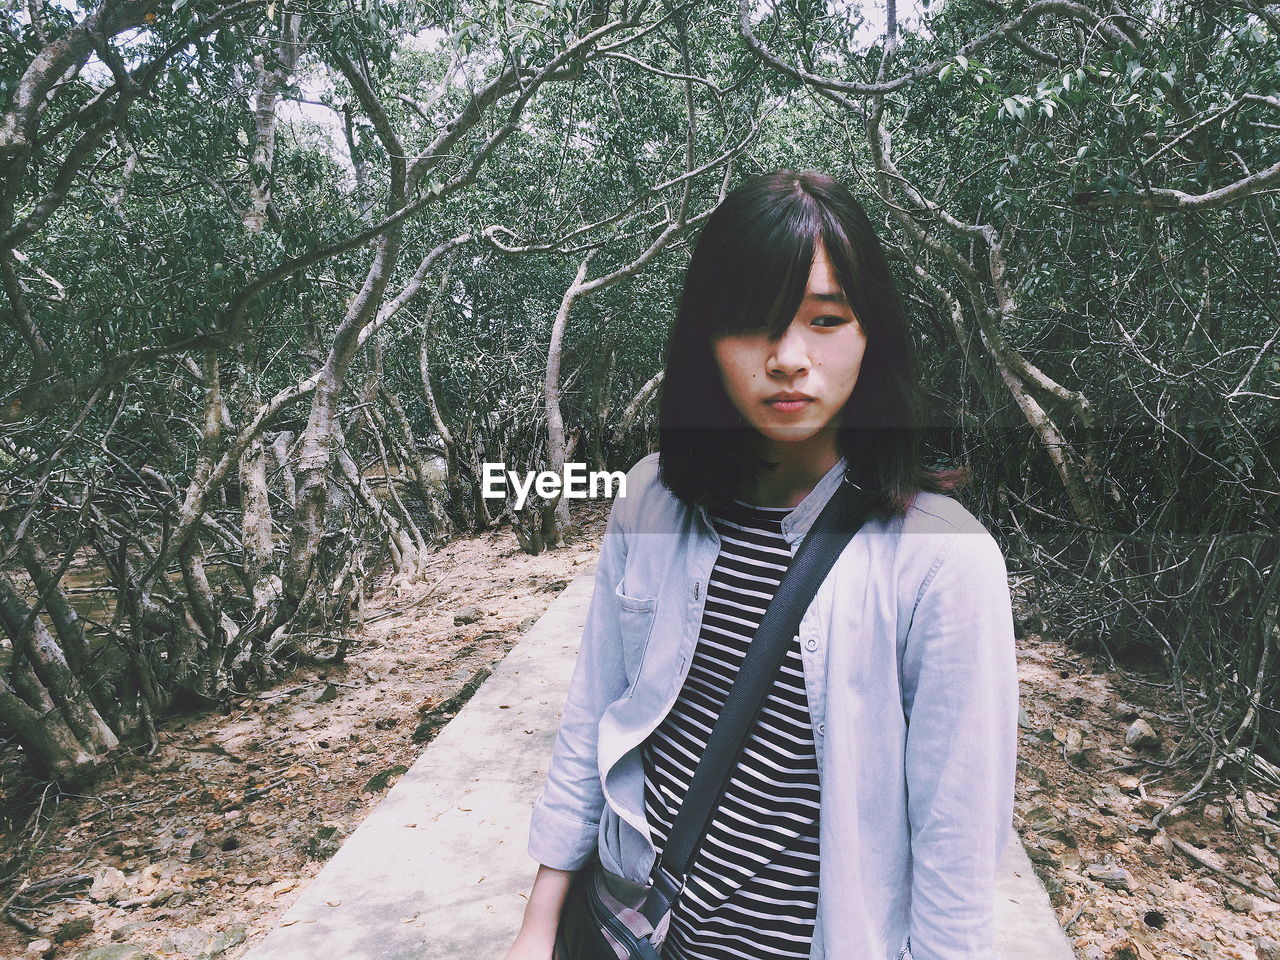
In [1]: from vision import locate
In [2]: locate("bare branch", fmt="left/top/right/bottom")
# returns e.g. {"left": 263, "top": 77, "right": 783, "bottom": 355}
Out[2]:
{"left": 1075, "top": 157, "right": 1280, "bottom": 210}
{"left": 737, "top": 0, "right": 1134, "bottom": 98}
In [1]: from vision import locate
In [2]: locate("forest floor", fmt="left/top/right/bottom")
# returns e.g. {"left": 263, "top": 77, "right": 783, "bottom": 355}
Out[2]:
{"left": 0, "top": 500, "right": 1278, "bottom": 960}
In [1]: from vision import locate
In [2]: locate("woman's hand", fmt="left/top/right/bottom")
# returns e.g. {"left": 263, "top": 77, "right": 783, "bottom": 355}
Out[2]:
{"left": 501, "top": 930, "right": 556, "bottom": 960}
{"left": 503, "top": 864, "right": 576, "bottom": 960}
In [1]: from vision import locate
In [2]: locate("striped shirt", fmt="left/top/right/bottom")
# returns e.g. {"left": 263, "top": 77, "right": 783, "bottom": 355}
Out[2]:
{"left": 641, "top": 497, "right": 821, "bottom": 960}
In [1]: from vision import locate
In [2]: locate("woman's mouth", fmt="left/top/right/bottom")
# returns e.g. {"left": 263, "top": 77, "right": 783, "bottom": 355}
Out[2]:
{"left": 765, "top": 393, "right": 814, "bottom": 413}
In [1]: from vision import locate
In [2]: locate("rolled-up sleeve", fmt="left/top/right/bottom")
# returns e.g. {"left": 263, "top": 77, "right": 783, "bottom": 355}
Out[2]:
{"left": 527, "top": 494, "right": 632, "bottom": 871}
{"left": 901, "top": 524, "right": 1019, "bottom": 960}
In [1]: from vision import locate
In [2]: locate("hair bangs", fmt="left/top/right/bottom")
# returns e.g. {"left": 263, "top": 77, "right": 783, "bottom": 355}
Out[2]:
{"left": 815, "top": 211, "right": 863, "bottom": 316}
{"left": 707, "top": 194, "right": 821, "bottom": 341}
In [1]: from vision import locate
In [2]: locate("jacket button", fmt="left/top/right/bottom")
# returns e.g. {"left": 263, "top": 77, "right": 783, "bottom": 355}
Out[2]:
{"left": 816, "top": 722, "right": 825, "bottom": 736}
{"left": 805, "top": 637, "right": 818, "bottom": 651}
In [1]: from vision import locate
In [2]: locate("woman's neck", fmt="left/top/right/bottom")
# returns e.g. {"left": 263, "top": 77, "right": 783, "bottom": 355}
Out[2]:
{"left": 739, "top": 431, "right": 841, "bottom": 508}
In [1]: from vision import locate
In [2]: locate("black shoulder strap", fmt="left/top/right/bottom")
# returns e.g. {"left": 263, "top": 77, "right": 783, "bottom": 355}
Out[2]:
{"left": 641, "top": 479, "right": 873, "bottom": 927}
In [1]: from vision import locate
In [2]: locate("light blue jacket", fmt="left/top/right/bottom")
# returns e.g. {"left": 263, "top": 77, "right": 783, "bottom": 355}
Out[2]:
{"left": 527, "top": 452, "right": 1019, "bottom": 960}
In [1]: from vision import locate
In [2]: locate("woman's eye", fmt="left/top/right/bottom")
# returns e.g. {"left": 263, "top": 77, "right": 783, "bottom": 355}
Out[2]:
{"left": 812, "top": 315, "right": 848, "bottom": 328}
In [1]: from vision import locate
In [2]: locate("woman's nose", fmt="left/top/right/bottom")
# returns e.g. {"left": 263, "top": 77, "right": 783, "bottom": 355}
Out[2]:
{"left": 768, "top": 327, "right": 809, "bottom": 377}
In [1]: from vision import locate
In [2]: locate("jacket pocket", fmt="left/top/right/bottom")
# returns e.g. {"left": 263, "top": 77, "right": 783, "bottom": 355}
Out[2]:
{"left": 614, "top": 580, "right": 658, "bottom": 683}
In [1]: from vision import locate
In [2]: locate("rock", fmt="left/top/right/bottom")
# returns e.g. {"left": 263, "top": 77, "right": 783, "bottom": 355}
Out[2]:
{"left": 1039, "top": 869, "right": 1066, "bottom": 904}
{"left": 161, "top": 925, "right": 247, "bottom": 958}
{"left": 1025, "top": 844, "right": 1057, "bottom": 866}
{"left": 1124, "top": 718, "right": 1159, "bottom": 750}
{"left": 180, "top": 829, "right": 209, "bottom": 862}
{"left": 1022, "top": 804, "right": 1077, "bottom": 848}
{"left": 133, "top": 863, "right": 164, "bottom": 897}
{"left": 1255, "top": 935, "right": 1280, "bottom": 960}
{"left": 1134, "top": 798, "right": 1163, "bottom": 818}
{"left": 1225, "top": 890, "right": 1256, "bottom": 912}
{"left": 1084, "top": 862, "right": 1136, "bottom": 892}
{"left": 112, "top": 922, "right": 152, "bottom": 942}
{"left": 1111, "top": 701, "right": 1141, "bottom": 720}
{"left": 88, "top": 866, "right": 129, "bottom": 904}
{"left": 1065, "top": 727, "right": 1087, "bottom": 762}
{"left": 453, "top": 605, "right": 484, "bottom": 625}
{"left": 517, "top": 616, "right": 539, "bottom": 633}
{"left": 1116, "top": 775, "right": 1140, "bottom": 791}
{"left": 1017, "top": 706, "right": 1034, "bottom": 729}
{"left": 212, "top": 926, "right": 248, "bottom": 955}
{"left": 1021, "top": 803, "right": 1060, "bottom": 830}
{"left": 81, "top": 946, "right": 156, "bottom": 960}
{"left": 1091, "top": 785, "right": 1129, "bottom": 814}
{"left": 313, "top": 683, "right": 338, "bottom": 703}
{"left": 24, "top": 939, "right": 51, "bottom": 955}
{"left": 1060, "top": 868, "right": 1086, "bottom": 887}
{"left": 1106, "top": 938, "right": 1160, "bottom": 960}
{"left": 1203, "top": 803, "right": 1225, "bottom": 822}
{"left": 1017, "top": 758, "right": 1051, "bottom": 788}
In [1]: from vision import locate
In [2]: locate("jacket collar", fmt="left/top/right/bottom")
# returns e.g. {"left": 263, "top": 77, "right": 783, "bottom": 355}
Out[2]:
{"left": 694, "top": 456, "right": 850, "bottom": 546}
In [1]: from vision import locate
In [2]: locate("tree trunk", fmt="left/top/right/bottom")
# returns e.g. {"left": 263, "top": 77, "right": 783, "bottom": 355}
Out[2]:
{"left": 588, "top": 347, "right": 614, "bottom": 472}
{"left": 243, "top": 12, "right": 303, "bottom": 233}
{"left": 545, "top": 251, "right": 597, "bottom": 536}
{"left": 613, "top": 369, "right": 663, "bottom": 446}
{"left": 0, "top": 574, "right": 119, "bottom": 767}
{"left": 0, "top": 675, "right": 98, "bottom": 784}
{"left": 240, "top": 433, "right": 274, "bottom": 584}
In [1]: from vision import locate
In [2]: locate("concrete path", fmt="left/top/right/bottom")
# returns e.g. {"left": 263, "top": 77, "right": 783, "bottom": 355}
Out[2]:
{"left": 242, "top": 574, "right": 1074, "bottom": 960}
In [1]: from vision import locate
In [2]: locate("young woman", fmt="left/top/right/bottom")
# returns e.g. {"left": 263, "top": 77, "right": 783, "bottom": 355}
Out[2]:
{"left": 504, "top": 170, "right": 1019, "bottom": 960}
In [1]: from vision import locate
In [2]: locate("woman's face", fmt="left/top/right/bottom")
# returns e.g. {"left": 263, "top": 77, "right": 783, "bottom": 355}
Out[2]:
{"left": 711, "top": 239, "right": 867, "bottom": 451}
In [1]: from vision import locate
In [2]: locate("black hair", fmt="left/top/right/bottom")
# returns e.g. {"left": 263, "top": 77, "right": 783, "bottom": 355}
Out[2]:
{"left": 656, "top": 169, "right": 967, "bottom": 519}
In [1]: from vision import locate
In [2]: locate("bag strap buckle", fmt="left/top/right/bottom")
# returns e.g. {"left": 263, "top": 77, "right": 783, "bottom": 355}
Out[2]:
{"left": 640, "top": 863, "right": 681, "bottom": 928}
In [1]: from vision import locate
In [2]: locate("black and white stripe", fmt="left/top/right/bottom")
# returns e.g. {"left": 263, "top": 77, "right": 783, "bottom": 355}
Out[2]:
{"left": 641, "top": 499, "right": 821, "bottom": 960}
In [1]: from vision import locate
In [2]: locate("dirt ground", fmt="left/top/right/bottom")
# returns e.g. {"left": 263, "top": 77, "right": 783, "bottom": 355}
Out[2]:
{"left": 1014, "top": 639, "right": 1280, "bottom": 960}
{"left": 0, "top": 501, "right": 1277, "bottom": 960}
